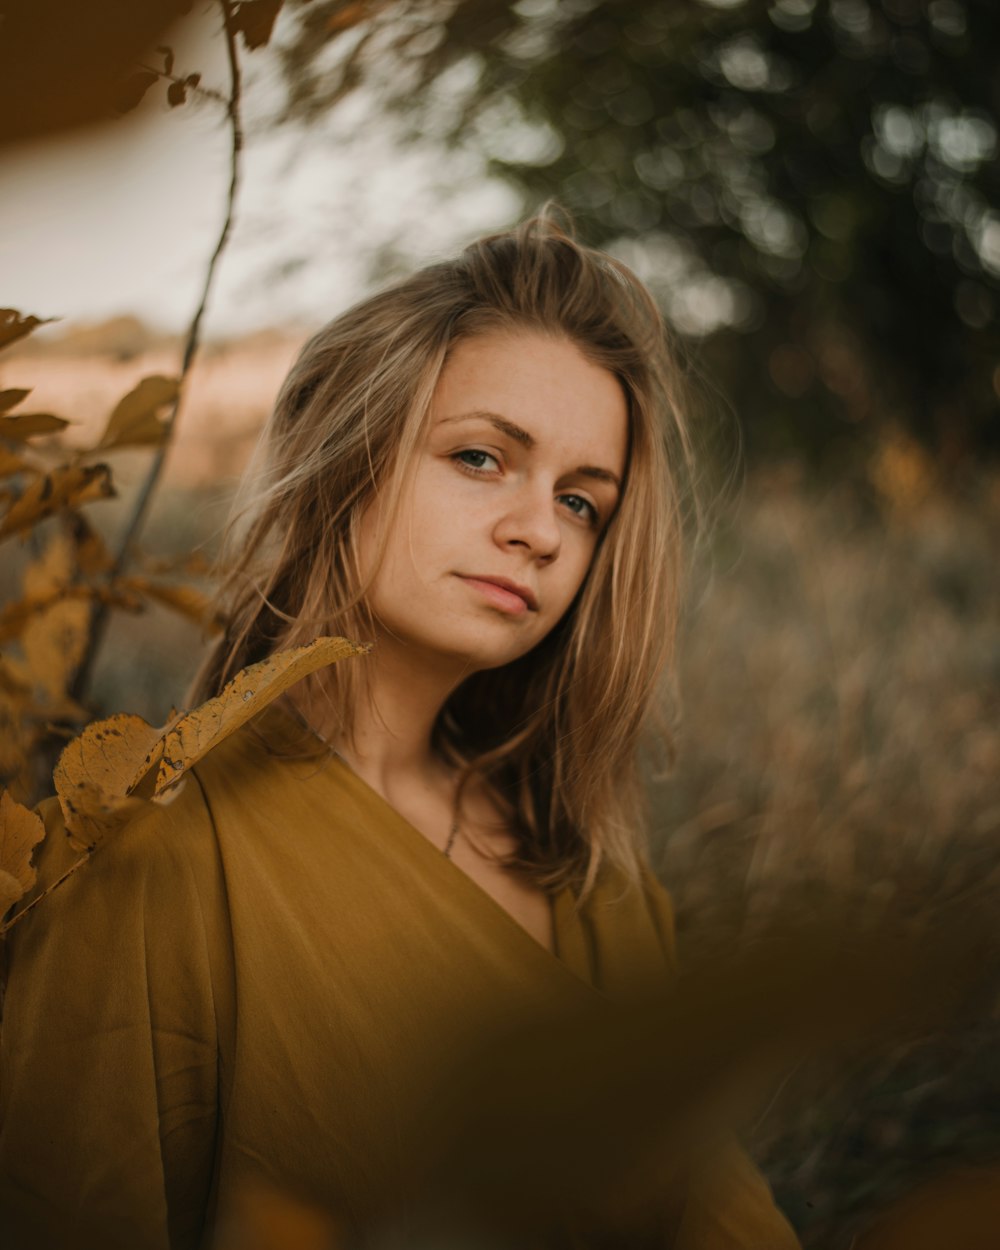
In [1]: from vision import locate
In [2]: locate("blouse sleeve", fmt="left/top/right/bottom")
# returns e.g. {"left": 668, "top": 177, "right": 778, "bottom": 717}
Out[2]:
{"left": 0, "top": 775, "right": 233, "bottom": 1250}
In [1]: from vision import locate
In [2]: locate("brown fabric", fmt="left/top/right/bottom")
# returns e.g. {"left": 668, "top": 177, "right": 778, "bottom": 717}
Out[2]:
{"left": 0, "top": 704, "right": 798, "bottom": 1249}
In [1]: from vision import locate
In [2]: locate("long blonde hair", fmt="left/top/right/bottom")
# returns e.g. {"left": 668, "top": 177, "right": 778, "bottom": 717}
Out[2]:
{"left": 190, "top": 209, "right": 697, "bottom": 899}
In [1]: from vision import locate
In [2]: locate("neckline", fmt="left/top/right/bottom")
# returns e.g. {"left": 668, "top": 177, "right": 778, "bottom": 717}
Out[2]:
{"left": 262, "top": 702, "right": 601, "bottom": 999}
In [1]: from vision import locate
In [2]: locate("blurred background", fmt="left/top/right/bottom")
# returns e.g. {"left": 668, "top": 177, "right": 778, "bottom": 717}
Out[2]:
{"left": 1, "top": 0, "right": 999, "bottom": 1244}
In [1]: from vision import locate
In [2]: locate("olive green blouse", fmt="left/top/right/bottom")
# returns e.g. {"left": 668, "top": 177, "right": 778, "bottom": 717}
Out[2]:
{"left": 0, "top": 704, "right": 798, "bottom": 1249}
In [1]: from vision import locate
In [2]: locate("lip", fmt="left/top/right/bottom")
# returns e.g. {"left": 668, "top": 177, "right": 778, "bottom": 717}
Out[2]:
{"left": 458, "top": 574, "right": 539, "bottom": 613}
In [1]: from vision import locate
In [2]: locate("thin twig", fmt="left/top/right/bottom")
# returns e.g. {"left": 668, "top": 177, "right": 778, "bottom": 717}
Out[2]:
{"left": 70, "top": 0, "right": 244, "bottom": 708}
{"left": 136, "top": 62, "right": 229, "bottom": 107}
{"left": 0, "top": 852, "right": 91, "bottom": 936}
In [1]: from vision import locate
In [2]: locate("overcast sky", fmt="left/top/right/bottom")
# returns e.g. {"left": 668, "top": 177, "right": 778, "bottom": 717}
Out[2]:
{"left": 0, "top": 6, "right": 518, "bottom": 339}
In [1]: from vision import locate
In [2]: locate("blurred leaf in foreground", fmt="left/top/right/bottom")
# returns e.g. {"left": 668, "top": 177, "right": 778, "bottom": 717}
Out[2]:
{"left": 0, "top": 1, "right": 194, "bottom": 144}
{"left": 855, "top": 1165, "right": 1000, "bottom": 1249}
{"left": 112, "top": 69, "right": 160, "bottom": 116}
{"left": 367, "top": 897, "right": 1000, "bottom": 1245}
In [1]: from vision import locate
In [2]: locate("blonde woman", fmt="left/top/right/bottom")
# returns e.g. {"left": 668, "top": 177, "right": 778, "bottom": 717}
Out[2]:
{"left": 0, "top": 213, "right": 799, "bottom": 1248}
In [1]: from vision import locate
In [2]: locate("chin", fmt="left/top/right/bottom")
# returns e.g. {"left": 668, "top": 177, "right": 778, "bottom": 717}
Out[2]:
{"left": 447, "top": 629, "right": 538, "bottom": 674}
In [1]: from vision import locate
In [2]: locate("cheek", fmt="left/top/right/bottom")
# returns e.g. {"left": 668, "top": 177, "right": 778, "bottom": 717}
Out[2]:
{"left": 403, "top": 470, "right": 469, "bottom": 552}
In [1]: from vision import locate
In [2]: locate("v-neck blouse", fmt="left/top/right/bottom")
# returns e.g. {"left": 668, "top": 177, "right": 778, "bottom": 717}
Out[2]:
{"left": 0, "top": 704, "right": 798, "bottom": 1250}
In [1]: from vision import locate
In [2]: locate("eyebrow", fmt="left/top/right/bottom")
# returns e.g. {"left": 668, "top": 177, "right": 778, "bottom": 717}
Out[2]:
{"left": 440, "top": 409, "right": 622, "bottom": 491}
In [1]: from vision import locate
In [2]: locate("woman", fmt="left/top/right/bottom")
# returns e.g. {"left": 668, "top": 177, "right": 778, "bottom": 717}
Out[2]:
{"left": 0, "top": 212, "right": 799, "bottom": 1248}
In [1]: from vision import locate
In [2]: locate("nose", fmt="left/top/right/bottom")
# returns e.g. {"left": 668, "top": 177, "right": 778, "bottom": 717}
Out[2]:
{"left": 493, "top": 480, "right": 561, "bottom": 563}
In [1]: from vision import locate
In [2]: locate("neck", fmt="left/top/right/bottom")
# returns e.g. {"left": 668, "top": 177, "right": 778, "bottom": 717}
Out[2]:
{"left": 292, "top": 633, "right": 471, "bottom": 802}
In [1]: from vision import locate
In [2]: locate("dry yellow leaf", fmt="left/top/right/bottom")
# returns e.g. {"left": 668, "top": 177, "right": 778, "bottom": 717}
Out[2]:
{"left": 54, "top": 713, "right": 165, "bottom": 852}
{"left": 23, "top": 530, "right": 74, "bottom": 599}
{"left": 23, "top": 598, "right": 91, "bottom": 701}
{"left": 0, "top": 463, "right": 115, "bottom": 538}
{"left": 120, "top": 575, "right": 223, "bottom": 633}
{"left": 0, "top": 388, "right": 30, "bottom": 414}
{"left": 60, "top": 780, "right": 154, "bottom": 855}
{"left": 0, "top": 596, "right": 54, "bottom": 645}
{"left": 0, "top": 585, "right": 141, "bottom": 649}
{"left": 0, "top": 587, "right": 101, "bottom": 645}
{"left": 154, "top": 636, "right": 368, "bottom": 795}
{"left": 0, "top": 311, "right": 53, "bottom": 352}
{"left": 0, "top": 789, "right": 46, "bottom": 917}
{"left": 0, "top": 413, "right": 70, "bottom": 442}
{"left": 0, "top": 447, "right": 36, "bottom": 478}
{"left": 96, "top": 375, "right": 178, "bottom": 450}
{"left": 52, "top": 636, "right": 367, "bottom": 850}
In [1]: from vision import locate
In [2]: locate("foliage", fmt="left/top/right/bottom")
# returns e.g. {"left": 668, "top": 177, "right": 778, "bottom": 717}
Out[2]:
{"left": 0, "top": 0, "right": 244, "bottom": 797}
{"left": 0, "top": 315, "right": 222, "bottom": 800}
{"left": 0, "top": 635, "right": 367, "bottom": 935}
{"left": 0, "top": 0, "right": 381, "bottom": 910}
{"left": 279, "top": 0, "right": 1000, "bottom": 468}
{"left": 0, "top": 0, "right": 374, "bottom": 807}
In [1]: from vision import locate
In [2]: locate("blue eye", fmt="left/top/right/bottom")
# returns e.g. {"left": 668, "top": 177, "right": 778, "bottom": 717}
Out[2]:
{"left": 560, "top": 494, "right": 600, "bottom": 526}
{"left": 452, "top": 451, "right": 600, "bottom": 527}
{"left": 454, "top": 449, "right": 500, "bottom": 473}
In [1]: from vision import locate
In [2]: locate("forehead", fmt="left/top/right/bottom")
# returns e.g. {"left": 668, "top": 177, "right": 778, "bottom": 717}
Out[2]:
{"left": 430, "top": 330, "right": 629, "bottom": 471}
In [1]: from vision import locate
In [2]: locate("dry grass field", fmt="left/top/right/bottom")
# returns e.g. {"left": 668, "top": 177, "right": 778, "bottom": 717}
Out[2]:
{"left": 648, "top": 467, "right": 1000, "bottom": 1245}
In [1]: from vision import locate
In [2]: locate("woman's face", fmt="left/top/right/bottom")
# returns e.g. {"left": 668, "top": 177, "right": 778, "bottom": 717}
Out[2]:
{"left": 356, "top": 329, "right": 629, "bottom": 677}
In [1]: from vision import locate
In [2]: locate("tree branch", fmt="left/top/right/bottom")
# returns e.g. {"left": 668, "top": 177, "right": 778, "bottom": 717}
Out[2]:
{"left": 70, "top": 0, "right": 244, "bottom": 708}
